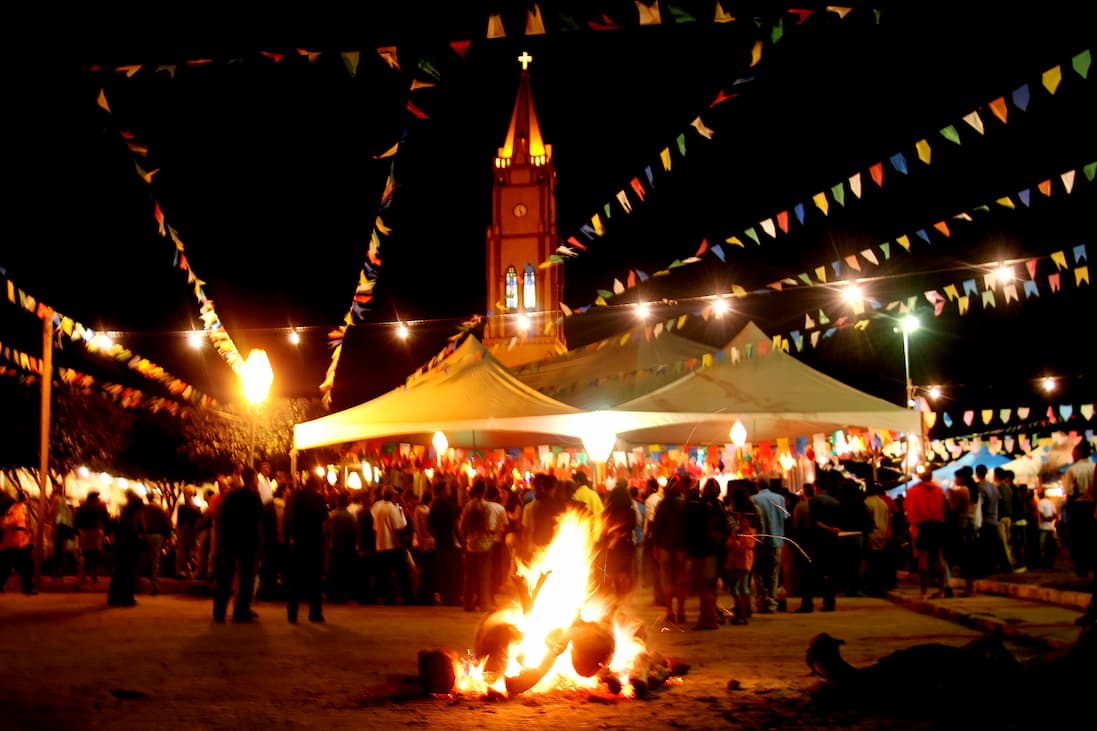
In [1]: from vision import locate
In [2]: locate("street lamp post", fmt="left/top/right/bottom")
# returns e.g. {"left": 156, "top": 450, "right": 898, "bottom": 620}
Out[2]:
{"left": 899, "top": 314, "right": 920, "bottom": 409}
{"left": 241, "top": 349, "right": 274, "bottom": 468}
{"left": 898, "top": 315, "right": 923, "bottom": 471}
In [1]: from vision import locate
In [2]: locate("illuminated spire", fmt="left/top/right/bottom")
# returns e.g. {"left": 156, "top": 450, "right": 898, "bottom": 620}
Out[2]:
{"left": 496, "top": 51, "right": 550, "bottom": 167}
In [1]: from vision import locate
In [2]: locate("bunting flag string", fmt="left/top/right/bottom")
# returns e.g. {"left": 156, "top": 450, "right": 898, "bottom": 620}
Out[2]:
{"left": 0, "top": 274, "right": 213, "bottom": 406}
{"left": 537, "top": 5, "right": 861, "bottom": 274}
{"left": 83, "top": 5, "right": 855, "bottom": 82}
{"left": 96, "top": 88, "right": 249, "bottom": 378}
{"left": 0, "top": 339, "right": 198, "bottom": 417}
{"left": 320, "top": 43, "right": 471, "bottom": 403}
{"left": 562, "top": 45, "right": 1092, "bottom": 316}
{"left": 515, "top": 235, "right": 1089, "bottom": 407}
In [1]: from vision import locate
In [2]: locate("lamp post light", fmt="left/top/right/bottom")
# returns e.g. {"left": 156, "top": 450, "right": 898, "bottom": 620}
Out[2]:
{"left": 729, "top": 420, "right": 747, "bottom": 475}
{"left": 580, "top": 411, "right": 618, "bottom": 491}
{"left": 241, "top": 349, "right": 274, "bottom": 468}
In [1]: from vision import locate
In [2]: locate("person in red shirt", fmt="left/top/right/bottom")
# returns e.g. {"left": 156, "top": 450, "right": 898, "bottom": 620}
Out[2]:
{"left": 904, "top": 473, "right": 953, "bottom": 599}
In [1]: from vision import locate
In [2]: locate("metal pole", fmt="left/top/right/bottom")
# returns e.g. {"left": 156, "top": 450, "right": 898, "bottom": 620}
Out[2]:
{"left": 902, "top": 329, "right": 912, "bottom": 408}
{"left": 248, "top": 406, "right": 257, "bottom": 468}
{"left": 34, "top": 314, "right": 53, "bottom": 588}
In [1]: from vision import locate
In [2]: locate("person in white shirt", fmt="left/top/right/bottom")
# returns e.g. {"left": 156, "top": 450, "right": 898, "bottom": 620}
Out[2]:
{"left": 642, "top": 477, "right": 665, "bottom": 606}
{"left": 1036, "top": 488, "right": 1059, "bottom": 569}
{"left": 370, "top": 487, "right": 414, "bottom": 605}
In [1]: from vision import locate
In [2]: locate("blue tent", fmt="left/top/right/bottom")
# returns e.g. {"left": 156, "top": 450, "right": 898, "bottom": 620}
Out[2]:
{"left": 889, "top": 447, "right": 1012, "bottom": 497}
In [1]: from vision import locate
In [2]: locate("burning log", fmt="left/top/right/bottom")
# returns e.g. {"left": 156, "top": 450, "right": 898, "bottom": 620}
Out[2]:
{"left": 504, "top": 627, "right": 568, "bottom": 697}
{"left": 628, "top": 651, "right": 675, "bottom": 698}
{"left": 567, "top": 619, "right": 615, "bottom": 678}
{"left": 417, "top": 648, "right": 459, "bottom": 695}
{"left": 474, "top": 612, "right": 523, "bottom": 679}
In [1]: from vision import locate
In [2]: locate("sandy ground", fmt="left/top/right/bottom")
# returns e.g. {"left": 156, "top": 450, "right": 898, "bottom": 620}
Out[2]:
{"left": 0, "top": 588, "right": 1036, "bottom": 731}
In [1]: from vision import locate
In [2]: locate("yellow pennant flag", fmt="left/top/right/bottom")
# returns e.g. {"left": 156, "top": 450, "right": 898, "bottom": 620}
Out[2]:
{"left": 1076, "top": 265, "right": 1090, "bottom": 286}
{"left": 995, "top": 196, "right": 1015, "bottom": 209}
{"left": 526, "top": 4, "right": 547, "bottom": 34}
{"left": 896, "top": 234, "right": 911, "bottom": 252}
{"left": 1042, "top": 64, "right": 1063, "bottom": 93}
{"left": 814, "top": 266, "right": 827, "bottom": 283}
{"left": 1051, "top": 251, "right": 1068, "bottom": 270}
{"left": 636, "top": 0, "right": 661, "bottom": 24}
{"left": 660, "top": 147, "right": 672, "bottom": 171}
{"left": 726, "top": 236, "right": 744, "bottom": 247}
{"left": 341, "top": 51, "right": 360, "bottom": 77}
{"left": 714, "top": 1, "right": 734, "bottom": 22}
{"left": 374, "top": 142, "right": 399, "bottom": 159}
{"left": 812, "top": 191, "right": 828, "bottom": 215}
{"left": 943, "top": 283, "right": 960, "bottom": 301}
{"left": 916, "top": 138, "right": 931, "bottom": 164}
{"left": 750, "top": 39, "right": 763, "bottom": 67}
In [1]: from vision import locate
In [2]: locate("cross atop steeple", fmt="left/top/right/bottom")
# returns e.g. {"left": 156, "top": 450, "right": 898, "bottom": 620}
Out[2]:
{"left": 518, "top": 51, "right": 533, "bottom": 71}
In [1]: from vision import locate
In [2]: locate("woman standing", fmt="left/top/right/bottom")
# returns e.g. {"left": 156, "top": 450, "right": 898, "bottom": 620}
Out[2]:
{"left": 107, "top": 491, "right": 146, "bottom": 607}
{"left": 600, "top": 479, "right": 638, "bottom": 601}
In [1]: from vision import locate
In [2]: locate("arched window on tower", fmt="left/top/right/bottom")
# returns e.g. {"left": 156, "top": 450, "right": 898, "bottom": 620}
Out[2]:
{"left": 523, "top": 264, "right": 537, "bottom": 311}
{"left": 505, "top": 266, "right": 518, "bottom": 310}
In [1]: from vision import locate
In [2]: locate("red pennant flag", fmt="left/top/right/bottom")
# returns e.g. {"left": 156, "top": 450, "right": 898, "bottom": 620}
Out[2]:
{"left": 695, "top": 239, "right": 708, "bottom": 257}
{"left": 450, "top": 40, "right": 471, "bottom": 58}
{"left": 776, "top": 210, "right": 789, "bottom": 233}
{"left": 154, "top": 202, "right": 166, "bottom": 235}
{"left": 407, "top": 100, "right": 429, "bottom": 119}
{"left": 260, "top": 51, "right": 285, "bottom": 63}
{"left": 627, "top": 270, "right": 636, "bottom": 288}
{"left": 869, "top": 162, "right": 884, "bottom": 187}
{"left": 630, "top": 177, "right": 646, "bottom": 201}
{"left": 789, "top": 8, "right": 814, "bottom": 23}
{"left": 710, "top": 90, "right": 737, "bottom": 108}
{"left": 588, "top": 13, "right": 619, "bottom": 30}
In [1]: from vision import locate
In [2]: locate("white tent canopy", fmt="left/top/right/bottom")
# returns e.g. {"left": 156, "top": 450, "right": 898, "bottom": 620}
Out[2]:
{"left": 613, "top": 321, "right": 920, "bottom": 444}
{"left": 511, "top": 325, "right": 717, "bottom": 410}
{"left": 295, "top": 324, "right": 920, "bottom": 453}
{"left": 294, "top": 336, "right": 587, "bottom": 450}
{"left": 293, "top": 336, "right": 712, "bottom": 451}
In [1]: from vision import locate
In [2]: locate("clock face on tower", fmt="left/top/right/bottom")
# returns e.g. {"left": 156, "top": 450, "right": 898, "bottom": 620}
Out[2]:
{"left": 513, "top": 203, "right": 528, "bottom": 217}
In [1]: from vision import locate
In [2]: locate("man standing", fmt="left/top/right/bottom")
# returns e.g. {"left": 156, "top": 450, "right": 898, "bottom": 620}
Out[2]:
{"left": 1062, "top": 441, "right": 1095, "bottom": 578}
{"left": 141, "top": 495, "right": 173, "bottom": 596}
{"left": 371, "top": 486, "right": 413, "bottom": 605}
{"left": 750, "top": 477, "right": 787, "bottom": 614}
{"left": 571, "top": 470, "right": 604, "bottom": 518}
{"left": 255, "top": 460, "right": 282, "bottom": 600}
{"left": 975, "top": 464, "right": 1005, "bottom": 574}
{"left": 904, "top": 473, "right": 952, "bottom": 599}
{"left": 213, "top": 467, "right": 265, "bottom": 623}
{"left": 174, "top": 488, "right": 202, "bottom": 579}
{"left": 643, "top": 477, "right": 665, "bottom": 607}
{"left": 459, "top": 479, "right": 497, "bottom": 613}
{"left": 284, "top": 473, "right": 328, "bottom": 623}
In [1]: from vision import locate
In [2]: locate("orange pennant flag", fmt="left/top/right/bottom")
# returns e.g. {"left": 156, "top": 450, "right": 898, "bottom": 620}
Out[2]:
{"left": 154, "top": 202, "right": 166, "bottom": 235}
{"left": 933, "top": 221, "right": 950, "bottom": 237}
{"left": 96, "top": 88, "right": 111, "bottom": 113}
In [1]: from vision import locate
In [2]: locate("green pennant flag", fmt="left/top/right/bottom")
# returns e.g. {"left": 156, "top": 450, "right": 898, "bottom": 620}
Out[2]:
{"left": 1072, "top": 49, "right": 1091, "bottom": 79}
{"left": 830, "top": 182, "right": 845, "bottom": 207}
{"left": 744, "top": 227, "right": 760, "bottom": 245}
{"left": 940, "top": 124, "right": 962, "bottom": 145}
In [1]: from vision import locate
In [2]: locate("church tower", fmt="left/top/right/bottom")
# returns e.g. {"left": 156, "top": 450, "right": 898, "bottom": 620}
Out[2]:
{"left": 483, "top": 51, "right": 567, "bottom": 367}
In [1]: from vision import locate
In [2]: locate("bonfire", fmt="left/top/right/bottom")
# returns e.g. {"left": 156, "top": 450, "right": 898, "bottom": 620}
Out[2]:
{"left": 419, "top": 508, "right": 684, "bottom": 699}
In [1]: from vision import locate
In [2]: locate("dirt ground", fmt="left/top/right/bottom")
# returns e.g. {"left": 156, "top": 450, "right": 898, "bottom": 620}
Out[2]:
{"left": 0, "top": 589, "right": 1037, "bottom": 730}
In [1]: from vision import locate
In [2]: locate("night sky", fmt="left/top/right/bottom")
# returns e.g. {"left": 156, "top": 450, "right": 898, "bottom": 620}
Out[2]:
{"left": 4, "top": 2, "right": 1095, "bottom": 441}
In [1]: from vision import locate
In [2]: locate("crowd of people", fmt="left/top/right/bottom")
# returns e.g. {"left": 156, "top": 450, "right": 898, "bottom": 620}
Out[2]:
{"left": 3, "top": 441, "right": 1094, "bottom": 630}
